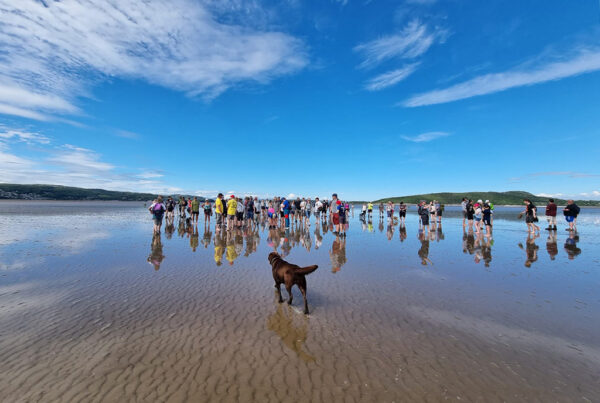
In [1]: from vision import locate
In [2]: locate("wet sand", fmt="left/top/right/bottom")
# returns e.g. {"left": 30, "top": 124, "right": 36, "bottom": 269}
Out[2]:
{"left": 1, "top": 201, "right": 599, "bottom": 402}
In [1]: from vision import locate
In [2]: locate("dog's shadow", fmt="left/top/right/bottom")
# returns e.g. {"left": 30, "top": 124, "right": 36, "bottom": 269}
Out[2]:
{"left": 266, "top": 302, "right": 316, "bottom": 363}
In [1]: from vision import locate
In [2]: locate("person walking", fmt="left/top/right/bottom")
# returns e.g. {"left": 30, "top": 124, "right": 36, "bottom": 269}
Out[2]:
{"left": 367, "top": 202, "right": 373, "bottom": 219}
{"left": 563, "top": 200, "right": 580, "bottom": 232}
{"left": 398, "top": 201, "right": 407, "bottom": 226}
{"left": 226, "top": 195, "right": 237, "bottom": 231}
{"left": 203, "top": 199, "right": 212, "bottom": 225}
{"left": 215, "top": 193, "right": 224, "bottom": 230}
{"left": 149, "top": 196, "right": 166, "bottom": 234}
{"left": 461, "top": 197, "right": 468, "bottom": 227}
{"left": 545, "top": 198, "right": 557, "bottom": 231}
{"left": 522, "top": 199, "right": 540, "bottom": 234}
{"left": 191, "top": 197, "right": 200, "bottom": 223}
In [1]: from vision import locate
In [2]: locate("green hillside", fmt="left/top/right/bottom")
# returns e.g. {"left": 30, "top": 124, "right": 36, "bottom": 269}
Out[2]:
{"left": 0, "top": 183, "right": 199, "bottom": 201}
{"left": 373, "top": 191, "right": 600, "bottom": 206}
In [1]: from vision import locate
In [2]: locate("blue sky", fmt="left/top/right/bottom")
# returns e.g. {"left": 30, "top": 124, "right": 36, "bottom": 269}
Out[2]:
{"left": 0, "top": 0, "right": 599, "bottom": 200}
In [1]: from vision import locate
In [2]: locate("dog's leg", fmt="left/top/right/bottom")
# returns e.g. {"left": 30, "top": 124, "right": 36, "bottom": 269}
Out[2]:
{"left": 286, "top": 284, "right": 293, "bottom": 306}
{"left": 299, "top": 279, "right": 309, "bottom": 314}
{"left": 275, "top": 282, "right": 283, "bottom": 303}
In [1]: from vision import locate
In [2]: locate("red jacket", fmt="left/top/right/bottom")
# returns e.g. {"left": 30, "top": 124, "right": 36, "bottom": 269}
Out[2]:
{"left": 545, "top": 203, "right": 557, "bottom": 217}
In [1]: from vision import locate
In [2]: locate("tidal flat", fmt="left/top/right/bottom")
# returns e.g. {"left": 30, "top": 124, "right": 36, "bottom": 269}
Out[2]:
{"left": 1, "top": 201, "right": 599, "bottom": 402}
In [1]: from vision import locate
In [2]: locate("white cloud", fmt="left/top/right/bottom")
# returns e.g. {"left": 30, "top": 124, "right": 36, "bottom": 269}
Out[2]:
{"left": 401, "top": 131, "right": 450, "bottom": 142}
{"left": 593, "top": 190, "right": 600, "bottom": 196}
{"left": 48, "top": 145, "right": 114, "bottom": 172}
{"left": 0, "top": 127, "right": 50, "bottom": 144}
{"left": 536, "top": 193, "right": 564, "bottom": 198}
{"left": 354, "top": 20, "right": 445, "bottom": 69}
{"left": 0, "top": 0, "right": 307, "bottom": 120}
{"left": 365, "top": 63, "right": 420, "bottom": 91}
{"left": 403, "top": 46, "right": 600, "bottom": 107}
{"left": 115, "top": 130, "right": 141, "bottom": 140}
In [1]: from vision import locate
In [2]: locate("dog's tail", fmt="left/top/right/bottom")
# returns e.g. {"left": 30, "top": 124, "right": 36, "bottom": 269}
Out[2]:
{"left": 296, "top": 265, "right": 318, "bottom": 275}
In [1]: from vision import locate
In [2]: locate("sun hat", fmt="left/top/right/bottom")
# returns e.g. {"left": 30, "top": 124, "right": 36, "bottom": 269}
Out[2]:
{"left": 230, "top": 195, "right": 235, "bottom": 198}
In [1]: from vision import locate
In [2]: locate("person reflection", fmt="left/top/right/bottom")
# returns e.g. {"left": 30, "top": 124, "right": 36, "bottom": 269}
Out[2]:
{"left": 418, "top": 230, "right": 432, "bottom": 266}
{"left": 147, "top": 233, "right": 165, "bottom": 271}
{"left": 378, "top": 219, "right": 384, "bottom": 233}
{"left": 519, "top": 233, "right": 539, "bottom": 267}
{"left": 399, "top": 225, "right": 407, "bottom": 242}
{"left": 481, "top": 236, "right": 493, "bottom": 267}
{"left": 546, "top": 230, "right": 558, "bottom": 261}
{"left": 214, "top": 231, "right": 226, "bottom": 266}
{"left": 462, "top": 228, "right": 475, "bottom": 255}
{"left": 164, "top": 217, "right": 175, "bottom": 239}
{"left": 266, "top": 304, "right": 315, "bottom": 363}
{"left": 225, "top": 230, "right": 239, "bottom": 266}
{"left": 313, "top": 226, "right": 323, "bottom": 250}
{"left": 564, "top": 232, "right": 581, "bottom": 260}
{"left": 368, "top": 219, "right": 374, "bottom": 233}
{"left": 329, "top": 234, "right": 347, "bottom": 273}
{"left": 244, "top": 228, "right": 259, "bottom": 257}
{"left": 190, "top": 224, "right": 199, "bottom": 252}
{"left": 178, "top": 219, "right": 186, "bottom": 238}
{"left": 386, "top": 223, "right": 394, "bottom": 240}
{"left": 201, "top": 228, "right": 212, "bottom": 249}
{"left": 436, "top": 224, "right": 445, "bottom": 242}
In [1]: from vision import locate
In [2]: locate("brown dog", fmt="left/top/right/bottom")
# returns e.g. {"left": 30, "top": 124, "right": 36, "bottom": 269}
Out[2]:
{"left": 268, "top": 252, "right": 318, "bottom": 314}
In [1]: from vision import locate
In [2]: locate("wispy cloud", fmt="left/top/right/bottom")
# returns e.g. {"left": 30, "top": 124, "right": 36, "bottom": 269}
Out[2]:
{"left": 0, "top": 127, "right": 50, "bottom": 144}
{"left": 354, "top": 20, "right": 444, "bottom": 69}
{"left": 510, "top": 171, "right": 600, "bottom": 182}
{"left": 0, "top": 0, "right": 307, "bottom": 121}
{"left": 115, "top": 130, "right": 141, "bottom": 140}
{"left": 401, "top": 131, "right": 450, "bottom": 142}
{"left": 365, "top": 63, "right": 420, "bottom": 91}
{"left": 403, "top": 46, "right": 600, "bottom": 107}
{"left": 0, "top": 126, "right": 179, "bottom": 194}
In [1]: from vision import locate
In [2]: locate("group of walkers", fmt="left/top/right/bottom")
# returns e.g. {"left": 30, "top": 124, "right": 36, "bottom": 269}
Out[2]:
{"left": 148, "top": 194, "right": 583, "bottom": 236}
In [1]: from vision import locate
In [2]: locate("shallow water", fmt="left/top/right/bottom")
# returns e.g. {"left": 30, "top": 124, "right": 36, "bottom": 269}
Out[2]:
{"left": 1, "top": 201, "right": 599, "bottom": 402}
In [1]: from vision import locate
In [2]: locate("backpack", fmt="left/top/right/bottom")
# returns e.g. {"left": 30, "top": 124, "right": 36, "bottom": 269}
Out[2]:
{"left": 153, "top": 203, "right": 164, "bottom": 215}
{"left": 573, "top": 205, "right": 581, "bottom": 215}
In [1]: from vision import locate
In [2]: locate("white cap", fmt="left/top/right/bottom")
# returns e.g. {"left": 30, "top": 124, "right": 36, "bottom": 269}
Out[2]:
{"left": 477, "top": 199, "right": 483, "bottom": 203}
{"left": 485, "top": 199, "right": 489, "bottom": 203}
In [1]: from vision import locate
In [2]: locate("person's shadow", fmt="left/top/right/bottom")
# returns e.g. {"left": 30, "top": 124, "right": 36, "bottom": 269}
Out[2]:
{"left": 266, "top": 303, "right": 315, "bottom": 363}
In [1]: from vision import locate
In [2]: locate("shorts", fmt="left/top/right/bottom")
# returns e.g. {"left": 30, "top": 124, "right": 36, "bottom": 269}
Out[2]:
{"left": 204, "top": 210, "right": 211, "bottom": 217}
{"left": 387, "top": 210, "right": 392, "bottom": 217}
{"left": 462, "top": 211, "right": 468, "bottom": 218}
{"left": 525, "top": 215, "right": 536, "bottom": 223}
{"left": 421, "top": 215, "right": 429, "bottom": 225}
{"left": 565, "top": 215, "right": 575, "bottom": 223}
{"left": 228, "top": 214, "right": 236, "bottom": 221}
{"left": 268, "top": 212, "right": 274, "bottom": 218}
{"left": 236, "top": 212, "right": 244, "bottom": 220}
{"left": 153, "top": 215, "right": 163, "bottom": 225}
{"left": 399, "top": 211, "right": 406, "bottom": 217}
{"left": 467, "top": 213, "right": 474, "bottom": 220}
{"left": 483, "top": 217, "right": 491, "bottom": 226}
{"left": 192, "top": 210, "right": 199, "bottom": 216}
{"left": 437, "top": 211, "right": 442, "bottom": 217}
{"left": 332, "top": 213, "right": 340, "bottom": 225}
{"left": 368, "top": 209, "right": 372, "bottom": 213}
{"left": 216, "top": 213, "right": 223, "bottom": 225}
{"left": 339, "top": 215, "right": 347, "bottom": 225}
{"left": 474, "top": 216, "right": 481, "bottom": 222}
{"left": 305, "top": 210, "right": 311, "bottom": 218}
{"left": 246, "top": 211, "right": 254, "bottom": 219}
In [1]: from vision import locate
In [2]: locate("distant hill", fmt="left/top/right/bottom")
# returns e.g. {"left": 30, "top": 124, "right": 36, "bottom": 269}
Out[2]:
{"left": 0, "top": 184, "right": 201, "bottom": 201}
{"left": 373, "top": 191, "right": 600, "bottom": 206}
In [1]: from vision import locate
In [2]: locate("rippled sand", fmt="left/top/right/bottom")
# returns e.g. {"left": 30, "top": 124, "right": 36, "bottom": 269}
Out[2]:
{"left": 1, "top": 202, "right": 599, "bottom": 402}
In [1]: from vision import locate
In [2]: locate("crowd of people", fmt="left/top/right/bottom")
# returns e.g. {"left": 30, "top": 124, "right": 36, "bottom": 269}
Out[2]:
{"left": 145, "top": 193, "right": 583, "bottom": 271}
{"left": 147, "top": 194, "right": 582, "bottom": 236}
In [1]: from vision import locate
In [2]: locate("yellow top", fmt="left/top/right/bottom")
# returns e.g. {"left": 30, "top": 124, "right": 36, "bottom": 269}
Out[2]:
{"left": 227, "top": 198, "right": 237, "bottom": 215}
{"left": 215, "top": 198, "right": 223, "bottom": 214}
{"left": 367, "top": 203, "right": 373, "bottom": 210}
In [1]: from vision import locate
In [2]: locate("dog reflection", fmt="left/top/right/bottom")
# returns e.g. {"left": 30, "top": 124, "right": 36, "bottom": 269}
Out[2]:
{"left": 266, "top": 304, "right": 315, "bottom": 363}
